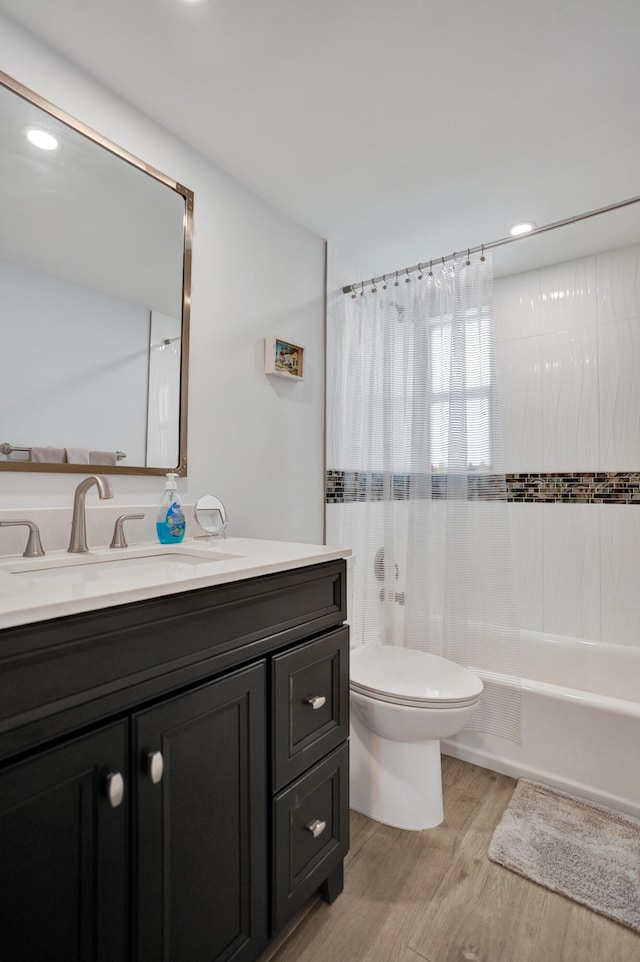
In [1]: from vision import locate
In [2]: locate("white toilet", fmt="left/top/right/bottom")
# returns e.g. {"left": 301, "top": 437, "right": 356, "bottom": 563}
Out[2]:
{"left": 349, "top": 644, "right": 483, "bottom": 830}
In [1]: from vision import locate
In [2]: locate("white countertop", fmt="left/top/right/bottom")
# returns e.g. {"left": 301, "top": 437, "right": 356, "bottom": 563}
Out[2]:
{"left": 0, "top": 537, "right": 351, "bottom": 630}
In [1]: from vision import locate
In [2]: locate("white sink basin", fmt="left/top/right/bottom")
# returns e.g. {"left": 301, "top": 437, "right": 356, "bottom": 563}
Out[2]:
{"left": 7, "top": 546, "right": 244, "bottom": 580}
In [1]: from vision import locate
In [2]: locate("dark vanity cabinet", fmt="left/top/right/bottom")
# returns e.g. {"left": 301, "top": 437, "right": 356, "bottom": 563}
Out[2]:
{"left": 0, "top": 559, "right": 349, "bottom": 962}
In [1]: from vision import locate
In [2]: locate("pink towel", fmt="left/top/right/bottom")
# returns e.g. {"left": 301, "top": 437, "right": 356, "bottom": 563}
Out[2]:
{"left": 89, "top": 450, "right": 117, "bottom": 465}
{"left": 65, "top": 447, "right": 90, "bottom": 464}
{"left": 31, "top": 447, "right": 66, "bottom": 463}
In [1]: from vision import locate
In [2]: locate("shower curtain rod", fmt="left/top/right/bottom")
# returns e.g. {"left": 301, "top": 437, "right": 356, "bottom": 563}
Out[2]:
{"left": 341, "top": 193, "right": 640, "bottom": 294}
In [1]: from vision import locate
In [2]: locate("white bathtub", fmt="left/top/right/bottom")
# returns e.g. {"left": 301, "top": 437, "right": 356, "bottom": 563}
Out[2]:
{"left": 442, "top": 629, "right": 640, "bottom": 818}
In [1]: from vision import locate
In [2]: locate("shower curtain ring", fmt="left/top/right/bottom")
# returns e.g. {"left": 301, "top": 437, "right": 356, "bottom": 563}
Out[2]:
{"left": 417, "top": 262, "right": 423, "bottom": 280}
{"left": 429, "top": 259, "right": 433, "bottom": 277}
{"left": 394, "top": 270, "right": 399, "bottom": 287}
{"left": 351, "top": 284, "right": 357, "bottom": 299}
{"left": 382, "top": 273, "right": 387, "bottom": 290}
{"left": 481, "top": 244, "right": 486, "bottom": 262}
{"left": 405, "top": 268, "right": 411, "bottom": 283}
{"left": 466, "top": 248, "right": 471, "bottom": 266}
{"left": 371, "top": 277, "right": 377, "bottom": 293}
{"left": 360, "top": 281, "right": 365, "bottom": 296}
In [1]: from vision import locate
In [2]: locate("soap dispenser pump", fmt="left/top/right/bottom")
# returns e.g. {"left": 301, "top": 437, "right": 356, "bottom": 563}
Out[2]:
{"left": 156, "top": 472, "right": 186, "bottom": 544}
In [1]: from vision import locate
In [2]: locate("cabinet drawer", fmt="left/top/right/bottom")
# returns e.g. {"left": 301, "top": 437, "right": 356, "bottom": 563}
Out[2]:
{"left": 272, "top": 743, "right": 349, "bottom": 932}
{"left": 271, "top": 626, "right": 348, "bottom": 791}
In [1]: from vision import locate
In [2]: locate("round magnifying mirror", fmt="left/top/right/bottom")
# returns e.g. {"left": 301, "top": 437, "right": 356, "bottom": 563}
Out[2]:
{"left": 194, "top": 495, "right": 228, "bottom": 539}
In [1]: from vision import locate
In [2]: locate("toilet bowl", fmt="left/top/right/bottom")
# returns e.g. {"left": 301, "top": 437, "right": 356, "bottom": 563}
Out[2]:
{"left": 349, "top": 644, "right": 483, "bottom": 830}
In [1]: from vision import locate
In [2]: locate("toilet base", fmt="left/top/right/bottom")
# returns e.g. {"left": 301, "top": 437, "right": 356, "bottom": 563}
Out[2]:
{"left": 349, "top": 712, "right": 444, "bottom": 830}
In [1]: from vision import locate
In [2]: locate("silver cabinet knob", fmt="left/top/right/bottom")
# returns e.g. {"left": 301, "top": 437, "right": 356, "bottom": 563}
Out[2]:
{"left": 305, "top": 818, "right": 327, "bottom": 839}
{"left": 306, "top": 695, "right": 326, "bottom": 710}
{"left": 105, "top": 771, "right": 125, "bottom": 808}
{"left": 146, "top": 750, "right": 164, "bottom": 784}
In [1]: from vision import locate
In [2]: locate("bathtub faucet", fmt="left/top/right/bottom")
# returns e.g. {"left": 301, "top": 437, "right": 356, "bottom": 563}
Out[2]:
{"left": 378, "top": 588, "right": 406, "bottom": 606}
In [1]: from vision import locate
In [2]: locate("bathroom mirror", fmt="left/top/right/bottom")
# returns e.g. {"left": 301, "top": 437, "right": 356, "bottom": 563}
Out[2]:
{"left": 0, "top": 70, "right": 192, "bottom": 476}
{"left": 194, "top": 495, "right": 229, "bottom": 539}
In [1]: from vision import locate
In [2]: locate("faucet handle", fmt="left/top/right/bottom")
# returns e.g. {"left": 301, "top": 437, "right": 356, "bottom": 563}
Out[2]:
{"left": 0, "top": 520, "right": 45, "bottom": 557}
{"left": 110, "top": 513, "right": 145, "bottom": 549}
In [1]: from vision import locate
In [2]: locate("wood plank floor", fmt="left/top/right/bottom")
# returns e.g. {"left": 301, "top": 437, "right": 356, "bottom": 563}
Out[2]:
{"left": 260, "top": 756, "right": 640, "bottom": 962}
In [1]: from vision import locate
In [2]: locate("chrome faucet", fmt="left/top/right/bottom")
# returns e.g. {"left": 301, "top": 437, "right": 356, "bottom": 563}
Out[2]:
{"left": 68, "top": 475, "right": 114, "bottom": 553}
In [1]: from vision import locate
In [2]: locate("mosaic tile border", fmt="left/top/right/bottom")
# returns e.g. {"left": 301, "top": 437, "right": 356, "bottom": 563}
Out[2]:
{"left": 326, "top": 470, "right": 640, "bottom": 504}
{"left": 325, "top": 469, "right": 507, "bottom": 503}
{"left": 506, "top": 472, "right": 640, "bottom": 504}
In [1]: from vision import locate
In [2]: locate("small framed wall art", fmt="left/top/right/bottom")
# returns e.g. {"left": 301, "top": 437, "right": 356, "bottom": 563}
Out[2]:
{"left": 264, "top": 336, "right": 305, "bottom": 381}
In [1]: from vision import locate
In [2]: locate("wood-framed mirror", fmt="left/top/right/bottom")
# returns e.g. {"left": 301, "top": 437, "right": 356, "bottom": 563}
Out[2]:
{"left": 0, "top": 70, "right": 192, "bottom": 476}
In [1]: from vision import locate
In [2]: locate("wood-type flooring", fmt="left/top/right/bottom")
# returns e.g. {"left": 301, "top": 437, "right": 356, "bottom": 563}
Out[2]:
{"left": 260, "top": 756, "right": 640, "bottom": 962}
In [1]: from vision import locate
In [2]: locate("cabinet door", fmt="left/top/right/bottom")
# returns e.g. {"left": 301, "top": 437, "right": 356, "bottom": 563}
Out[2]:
{"left": 134, "top": 662, "right": 267, "bottom": 962}
{"left": 0, "top": 721, "right": 128, "bottom": 962}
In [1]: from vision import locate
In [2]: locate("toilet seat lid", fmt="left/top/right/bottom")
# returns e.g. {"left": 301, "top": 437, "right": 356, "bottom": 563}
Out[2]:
{"left": 350, "top": 645, "right": 483, "bottom": 707}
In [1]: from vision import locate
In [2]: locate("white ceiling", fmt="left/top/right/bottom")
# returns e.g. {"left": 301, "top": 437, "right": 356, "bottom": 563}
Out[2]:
{"left": 1, "top": 0, "right": 640, "bottom": 281}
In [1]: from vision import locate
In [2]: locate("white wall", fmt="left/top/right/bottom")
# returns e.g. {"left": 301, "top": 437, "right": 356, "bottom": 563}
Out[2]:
{"left": 0, "top": 14, "right": 326, "bottom": 544}
{"left": 0, "top": 260, "right": 149, "bottom": 463}
{"left": 495, "top": 244, "right": 640, "bottom": 647}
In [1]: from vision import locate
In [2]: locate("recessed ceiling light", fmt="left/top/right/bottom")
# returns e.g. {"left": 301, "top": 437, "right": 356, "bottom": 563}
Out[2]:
{"left": 27, "top": 129, "right": 58, "bottom": 151}
{"left": 510, "top": 222, "right": 536, "bottom": 237}
{"left": 177, "top": 0, "right": 209, "bottom": 5}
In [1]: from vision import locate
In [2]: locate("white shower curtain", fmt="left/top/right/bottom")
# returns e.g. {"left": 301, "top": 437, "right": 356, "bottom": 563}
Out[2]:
{"left": 327, "top": 252, "right": 521, "bottom": 741}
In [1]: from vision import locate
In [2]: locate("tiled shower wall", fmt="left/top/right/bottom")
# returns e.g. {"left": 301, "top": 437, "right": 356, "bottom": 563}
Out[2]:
{"left": 495, "top": 242, "right": 640, "bottom": 647}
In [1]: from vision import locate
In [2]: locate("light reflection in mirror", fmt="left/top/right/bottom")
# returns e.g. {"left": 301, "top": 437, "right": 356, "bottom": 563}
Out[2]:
{"left": 0, "top": 70, "right": 192, "bottom": 476}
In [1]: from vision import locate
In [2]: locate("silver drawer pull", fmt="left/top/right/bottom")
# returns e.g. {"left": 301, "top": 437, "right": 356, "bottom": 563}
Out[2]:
{"left": 146, "top": 750, "right": 164, "bottom": 785}
{"left": 105, "top": 771, "right": 125, "bottom": 809}
{"left": 306, "top": 695, "right": 326, "bottom": 710}
{"left": 306, "top": 818, "right": 327, "bottom": 839}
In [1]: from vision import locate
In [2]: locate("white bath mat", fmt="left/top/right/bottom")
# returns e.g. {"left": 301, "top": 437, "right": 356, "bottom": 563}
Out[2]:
{"left": 488, "top": 779, "right": 640, "bottom": 932}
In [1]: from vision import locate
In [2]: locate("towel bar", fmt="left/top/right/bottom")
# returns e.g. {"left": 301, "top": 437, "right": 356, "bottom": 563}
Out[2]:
{"left": 0, "top": 442, "right": 126, "bottom": 461}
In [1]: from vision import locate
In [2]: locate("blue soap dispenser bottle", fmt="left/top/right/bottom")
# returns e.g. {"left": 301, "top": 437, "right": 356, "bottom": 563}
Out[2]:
{"left": 156, "top": 472, "right": 186, "bottom": 544}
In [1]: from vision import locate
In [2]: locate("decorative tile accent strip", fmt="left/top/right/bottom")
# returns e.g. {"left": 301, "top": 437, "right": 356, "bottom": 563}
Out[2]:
{"left": 506, "top": 472, "right": 640, "bottom": 504}
{"left": 326, "top": 470, "right": 640, "bottom": 504}
{"left": 325, "top": 469, "right": 346, "bottom": 504}
{"left": 325, "top": 469, "right": 507, "bottom": 503}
